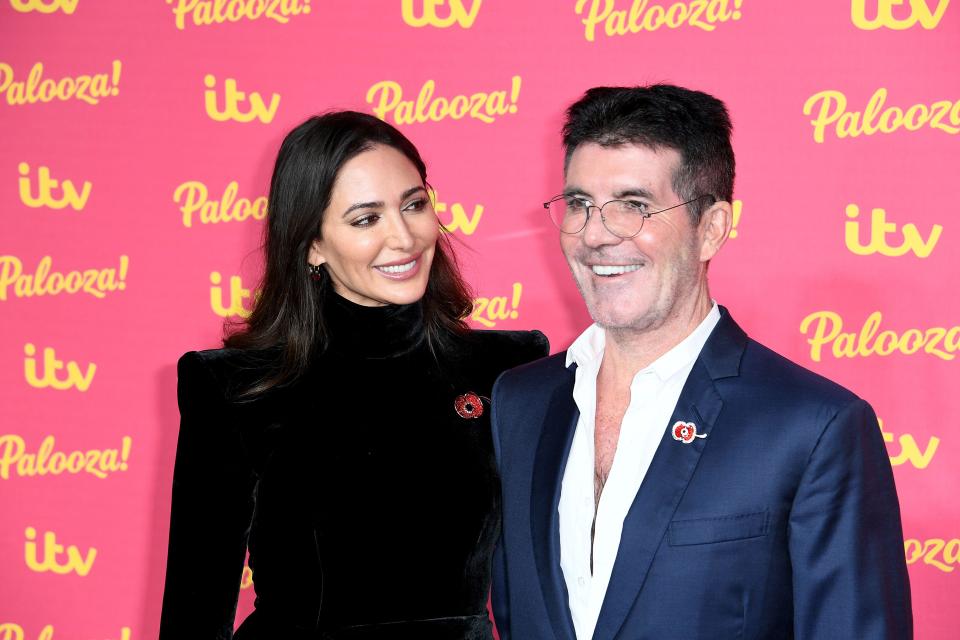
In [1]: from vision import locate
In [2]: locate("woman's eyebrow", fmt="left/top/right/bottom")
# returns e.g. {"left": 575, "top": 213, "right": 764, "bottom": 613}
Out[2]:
{"left": 342, "top": 200, "right": 382, "bottom": 217}
{"left": 401, "top": 186, "right": 427, "bottom": 199}
{"left": 342, "top": 186, "right": 426, "bottom": 216}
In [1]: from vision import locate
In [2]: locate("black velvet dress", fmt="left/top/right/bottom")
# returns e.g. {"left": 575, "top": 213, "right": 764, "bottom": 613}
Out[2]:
{"left": 159, "top": 293, "right": 548, "bottom": 640}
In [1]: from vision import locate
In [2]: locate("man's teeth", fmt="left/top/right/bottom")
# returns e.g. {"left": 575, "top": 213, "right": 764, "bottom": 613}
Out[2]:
{"left": 377, "top": 260, "right": 416, "bottom": 274}
{"left": 591, "top": 264, "right": 642, "bottom": 276}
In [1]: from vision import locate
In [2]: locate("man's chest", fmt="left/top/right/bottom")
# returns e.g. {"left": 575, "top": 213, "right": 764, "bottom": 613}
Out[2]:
{"left": 594, "top": 387, "right": 630, "bottom": 490}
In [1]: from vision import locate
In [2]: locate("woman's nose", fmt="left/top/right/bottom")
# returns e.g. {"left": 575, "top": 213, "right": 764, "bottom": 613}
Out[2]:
{"left": 385, "top": 211, "right": 416, "bottom": 250}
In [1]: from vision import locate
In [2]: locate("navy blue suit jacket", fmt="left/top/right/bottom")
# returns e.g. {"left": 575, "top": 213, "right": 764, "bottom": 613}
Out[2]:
{"left": 491, "top": 309, "right": 911, "bottom": 640}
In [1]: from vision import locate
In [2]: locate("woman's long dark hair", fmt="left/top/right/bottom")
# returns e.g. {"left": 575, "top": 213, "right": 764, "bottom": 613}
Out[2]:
{"left": 224, "top": 111, "right": 473, "bottom": 397}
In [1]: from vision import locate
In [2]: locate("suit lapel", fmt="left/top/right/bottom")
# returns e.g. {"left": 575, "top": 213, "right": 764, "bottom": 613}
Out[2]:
{"left": 530, "top": 365, "right": 579, "bottom": 640}
{"left": 592, "top": 309, "right": 746, "bottom": 640}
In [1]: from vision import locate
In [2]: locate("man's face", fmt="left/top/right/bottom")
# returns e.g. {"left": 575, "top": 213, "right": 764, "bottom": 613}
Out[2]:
{"left": 560, "top": 142, "right": 710, "bottom": 333}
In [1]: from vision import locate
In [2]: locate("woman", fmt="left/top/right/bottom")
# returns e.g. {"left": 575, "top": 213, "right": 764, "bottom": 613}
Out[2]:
{"left": 159, "top": 111, "right": 548, "bottom": 639}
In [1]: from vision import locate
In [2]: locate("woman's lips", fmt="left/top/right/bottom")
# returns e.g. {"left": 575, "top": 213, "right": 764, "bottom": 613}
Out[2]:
{"left": 374, "top": 254, "right": 422, "bottom": 280}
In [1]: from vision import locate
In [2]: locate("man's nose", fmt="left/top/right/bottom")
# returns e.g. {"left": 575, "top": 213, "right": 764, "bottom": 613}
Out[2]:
{"left": 581, "top": 206, "right": 621, "bottom": 248}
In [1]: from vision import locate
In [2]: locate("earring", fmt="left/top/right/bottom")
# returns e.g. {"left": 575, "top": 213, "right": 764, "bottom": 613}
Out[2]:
{"left": 308, "top": 263, "right": 323, "bottom": 280}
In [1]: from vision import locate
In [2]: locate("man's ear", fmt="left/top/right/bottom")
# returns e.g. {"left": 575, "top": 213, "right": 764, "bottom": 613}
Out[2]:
{"left": 698, "top": 200, "right": 732, "bottom": 263}
{"left": 308, "top": 239, "right": 326, "bottom": 266}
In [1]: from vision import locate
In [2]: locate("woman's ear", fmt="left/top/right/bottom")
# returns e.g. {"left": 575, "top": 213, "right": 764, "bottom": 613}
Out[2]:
{"left": 308, "top": 239, "right": 326, "bottom": 266}
{"left": 698, "top": 200, "right": 733, "bottom": 263}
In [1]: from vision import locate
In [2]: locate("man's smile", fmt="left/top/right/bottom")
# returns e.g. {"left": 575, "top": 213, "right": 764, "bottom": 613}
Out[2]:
{"left": 589, "top": 263, "right": 644, "bottom": 277}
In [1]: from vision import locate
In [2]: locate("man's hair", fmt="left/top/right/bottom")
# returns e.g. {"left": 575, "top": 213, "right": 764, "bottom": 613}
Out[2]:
{"left": 562, "top": 84, "right": 735, "bottom": 223}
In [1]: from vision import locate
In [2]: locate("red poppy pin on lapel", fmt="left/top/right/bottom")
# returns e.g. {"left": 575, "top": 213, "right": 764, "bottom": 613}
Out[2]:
{"left": 454, "top": 392, "right": 485, "bottom": 419}
{"left": 672, "top": 420, "right": 707, "bottom": 444}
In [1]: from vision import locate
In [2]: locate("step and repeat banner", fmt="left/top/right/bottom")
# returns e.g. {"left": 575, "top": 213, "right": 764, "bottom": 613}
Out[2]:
{"left": 1, "top": 1, "right": 957, "bottom": 638}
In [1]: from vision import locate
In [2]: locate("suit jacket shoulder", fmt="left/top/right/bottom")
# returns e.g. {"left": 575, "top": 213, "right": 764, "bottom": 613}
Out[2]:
{"left": 496, "top": 350, "right": 568, "bottom": 393}
{"left": 490, "top": 351, "right": 570, "bottom": 454}
{"left": 741, "top": 339, "right": 860, "bottom": 404}
{"left": 733, "top": 337, "right": 870, "bottom": 445}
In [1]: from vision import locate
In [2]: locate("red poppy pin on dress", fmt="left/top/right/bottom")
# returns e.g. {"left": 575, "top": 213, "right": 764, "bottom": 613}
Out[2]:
{"left": 672, "top": 420, "right": 707, "bottom": 444}
{"left": 454, "top": 392, "right": 484, "bottom": 419}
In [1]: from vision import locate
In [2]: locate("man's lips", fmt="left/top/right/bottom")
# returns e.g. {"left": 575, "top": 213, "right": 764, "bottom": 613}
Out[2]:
{"left": 590, "top": 264, "right": 643, "bottom": 276}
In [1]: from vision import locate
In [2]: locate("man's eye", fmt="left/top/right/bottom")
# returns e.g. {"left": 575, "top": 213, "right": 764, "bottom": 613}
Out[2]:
{"left": 565, "top": 198, "right": 589, "bottom": 212}
{"left": 351, "top": 214, "right": 380, "bottom": 227}
{"left": 620, "top": 200, "right": 648, "bottom": 214}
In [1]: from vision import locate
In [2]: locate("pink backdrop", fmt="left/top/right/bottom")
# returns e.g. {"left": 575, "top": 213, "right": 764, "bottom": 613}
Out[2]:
{"left": 2, "top": 1, "right": 958, "bottom": 638}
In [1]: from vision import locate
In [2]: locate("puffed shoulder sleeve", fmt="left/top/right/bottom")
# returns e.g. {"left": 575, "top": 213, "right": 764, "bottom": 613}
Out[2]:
{"left": 160, "top": 352, "right": 258, "bottom": 640}
{"left": 522, "top": 330, "right": 550, "bottom": 361}
{"left": 500, "top": 330, "right": 550, "bottom": 369}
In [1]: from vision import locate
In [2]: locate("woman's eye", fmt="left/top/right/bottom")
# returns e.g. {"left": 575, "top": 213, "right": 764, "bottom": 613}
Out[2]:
{"left": 403, "top": 198, "right": 428, "bottom": 213}
{"left": 351, "top": 214, "right": 380, "bottom": 227}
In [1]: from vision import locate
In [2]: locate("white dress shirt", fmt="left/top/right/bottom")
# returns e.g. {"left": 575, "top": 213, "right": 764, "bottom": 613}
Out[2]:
{"left": 559, "top": 304, "right": 721, "bottom": 640}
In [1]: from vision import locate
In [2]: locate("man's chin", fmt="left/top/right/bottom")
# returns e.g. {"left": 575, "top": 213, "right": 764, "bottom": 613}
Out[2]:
{"left": 586, "top": 297, "right": 666, "bottom": 333}
{"left": 585, "top": 303, "right": 638, "bottom": 330}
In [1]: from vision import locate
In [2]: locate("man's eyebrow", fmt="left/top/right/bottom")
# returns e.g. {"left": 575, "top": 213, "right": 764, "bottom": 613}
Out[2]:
{"left": 613, "top": 187, "right": 655, "bottom": 200}
{"left": 562, "top": 187, "right": 591, "bottom": 198}
{"left": 342, "top": 186, "right": 427, "bottom": 217}
{"left": 561, "top": 187, "right": 656, "bottom": 201}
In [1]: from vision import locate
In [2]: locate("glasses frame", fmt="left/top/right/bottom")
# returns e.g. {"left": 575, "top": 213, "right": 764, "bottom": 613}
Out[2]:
{"left": 542, "top": 193, "right": 716, "bottom": 239}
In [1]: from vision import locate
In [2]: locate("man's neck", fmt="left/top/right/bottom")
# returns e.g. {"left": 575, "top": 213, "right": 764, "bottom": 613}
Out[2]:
{"left": 601, "top": 288, "right": 713, "bottom": 379}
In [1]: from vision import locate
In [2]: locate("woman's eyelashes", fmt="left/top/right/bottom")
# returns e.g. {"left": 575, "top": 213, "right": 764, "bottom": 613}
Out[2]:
{"left": 350, "top": 212, "right": 381, "bottom": 227}
{"left": 349, "top": 199, "right": 428, "bottom": 228}
{"left": 402, "top": 197, "right": 429, "bottom": 213}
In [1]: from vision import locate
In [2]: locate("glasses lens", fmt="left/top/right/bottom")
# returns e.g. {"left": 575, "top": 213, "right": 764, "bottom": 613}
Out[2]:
{"left": 548, "top": 198, "right": 587, "bottom": 234}
{"left": 602, "top": 200, "right": 646, "bottom": 238}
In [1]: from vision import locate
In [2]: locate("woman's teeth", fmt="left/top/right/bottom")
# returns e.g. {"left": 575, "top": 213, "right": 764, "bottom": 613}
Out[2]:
{"left": 377, "top": 260, "right": 416, "bottom": 274}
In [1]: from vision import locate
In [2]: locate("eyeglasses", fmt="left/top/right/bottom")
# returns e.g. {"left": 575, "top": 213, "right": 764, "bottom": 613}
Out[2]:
{"left": 543, "top": 194, "right": 715, "bottom": 239}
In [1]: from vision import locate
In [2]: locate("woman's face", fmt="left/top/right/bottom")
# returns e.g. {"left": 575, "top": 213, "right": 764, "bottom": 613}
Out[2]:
{"left": 309, "top": 144, "right": 439, "bottom": 307}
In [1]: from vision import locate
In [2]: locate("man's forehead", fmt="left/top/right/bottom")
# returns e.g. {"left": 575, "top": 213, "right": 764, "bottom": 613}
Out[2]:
{"left": 570, "top": 139, "right": 678, "bottom": 159}
{"left": 564, "top": 142, "right": 680, "bottom": 191}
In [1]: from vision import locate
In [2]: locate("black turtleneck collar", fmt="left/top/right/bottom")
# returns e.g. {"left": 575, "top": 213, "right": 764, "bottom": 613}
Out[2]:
{"left": 323, "top": 289, "right": 426, "bottom": 360}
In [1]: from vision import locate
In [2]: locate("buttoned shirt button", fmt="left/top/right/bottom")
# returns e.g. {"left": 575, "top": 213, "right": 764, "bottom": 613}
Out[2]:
{"left": 578, "top": 576, "right": 586, "bottom": 587}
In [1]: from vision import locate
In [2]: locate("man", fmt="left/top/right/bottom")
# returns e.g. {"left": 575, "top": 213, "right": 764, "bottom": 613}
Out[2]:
{"left": 491, "top": 85, "right": 912, "bottom": 640}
